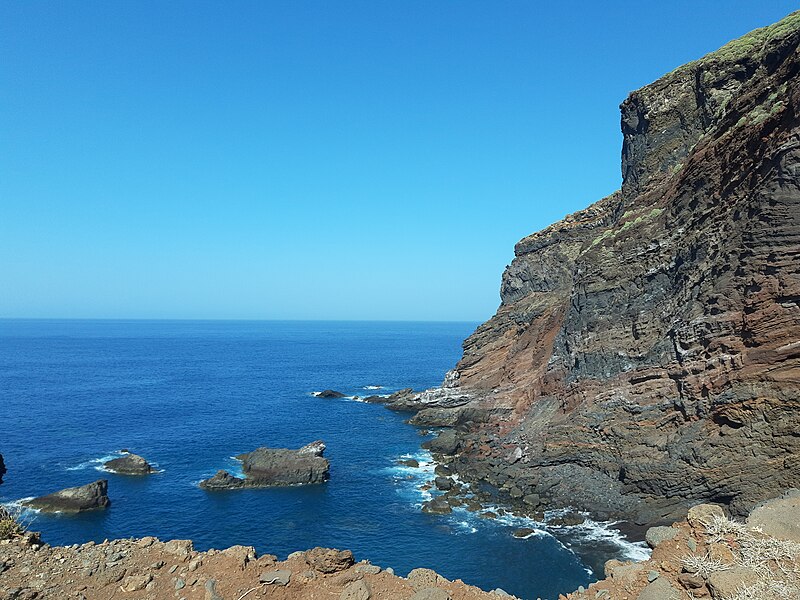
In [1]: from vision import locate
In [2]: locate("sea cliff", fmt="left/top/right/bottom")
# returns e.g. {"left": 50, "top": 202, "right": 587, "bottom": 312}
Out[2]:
{"left": 410, "top": 11, "right": 800, "bottom": 526}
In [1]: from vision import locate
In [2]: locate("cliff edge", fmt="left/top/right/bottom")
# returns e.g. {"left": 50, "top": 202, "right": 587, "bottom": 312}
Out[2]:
{"left": 424, "top": 11, "right": 800, "bottom": 526}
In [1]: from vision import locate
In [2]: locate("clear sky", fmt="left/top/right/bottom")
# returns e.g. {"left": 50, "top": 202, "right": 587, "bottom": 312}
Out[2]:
{"left": 1, "top": 1, "right": 796, "bottom": 321}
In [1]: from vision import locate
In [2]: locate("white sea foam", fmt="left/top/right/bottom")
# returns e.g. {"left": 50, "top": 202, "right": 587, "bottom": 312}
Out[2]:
{"left": 387, "top": 451, "right": 651, "bottom": 568}
{"left": 1, "top": 498, "right": 41, "bottom": 524}
{"left": 554, "top": 518, "right": 651, "bottom": 562}
{"left": 225, "top": 456, "right": 247, "bottom": 479}
{"left": 65, "top": 452, "right": 124, "bottom": 472}
{"left": 66, "top": 452, "right": 164, "bottom": 474}
{"left": 383, "top": 450, "right": 437, "bottom": 503}
{"left": 363, "top": 385, "right": 383, "bottom": 390}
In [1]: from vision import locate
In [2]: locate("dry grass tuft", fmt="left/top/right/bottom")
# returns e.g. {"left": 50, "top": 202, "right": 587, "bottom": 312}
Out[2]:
{"left": 681, "top": 513, "right": 800, "bottom": 600}
{"left": 0, "top": 504, "right": 32, "bottom": 540}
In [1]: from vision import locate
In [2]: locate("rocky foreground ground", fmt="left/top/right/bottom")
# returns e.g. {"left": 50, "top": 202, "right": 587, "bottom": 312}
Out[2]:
{"left": 0, "top": 533, "right": 511, "bottom": 600}
{"left": 564, "top": 493, "right": 800, "bottom": 600}
{"left": 2, "top": 493, "right": 800, "bottom": 600}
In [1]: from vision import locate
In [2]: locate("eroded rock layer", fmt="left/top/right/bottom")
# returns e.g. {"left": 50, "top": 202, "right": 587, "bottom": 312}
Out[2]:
{"left": 429, "top": 12, "right": 800, "bottom": 524}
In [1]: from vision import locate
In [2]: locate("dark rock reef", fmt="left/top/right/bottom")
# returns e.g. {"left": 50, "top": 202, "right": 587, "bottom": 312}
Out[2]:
{"left": 314, "top": 390, "right": 346, "bottom": 398}
{"left": 24, "top": 479, "right": 111, "bottom": 513}
{"left": 199, "top": 441, "right": 330, "bottom": 490}
{"left": 405, "top": 12, "right": 800, "bottom": 526}
{"left": 0, "top": 454, "right": 5, "bottom": 484}
{"left": 103, "top": 452, "right": 154, "bottom": 475}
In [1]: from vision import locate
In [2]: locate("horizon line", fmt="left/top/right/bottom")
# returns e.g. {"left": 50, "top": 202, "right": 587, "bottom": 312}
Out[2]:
{"left": 0, "top": 317, "right": 483, "bottom": 324}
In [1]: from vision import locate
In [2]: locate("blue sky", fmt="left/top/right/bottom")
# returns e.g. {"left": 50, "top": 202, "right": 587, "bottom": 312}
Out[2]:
{"left": 1, "top": 1, "right": 796, "bottom": 321}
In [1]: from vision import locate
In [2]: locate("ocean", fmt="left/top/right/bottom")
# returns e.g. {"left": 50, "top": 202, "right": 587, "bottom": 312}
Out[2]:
{"left": 0, "top": 320, "right": 646, "bottom": 599}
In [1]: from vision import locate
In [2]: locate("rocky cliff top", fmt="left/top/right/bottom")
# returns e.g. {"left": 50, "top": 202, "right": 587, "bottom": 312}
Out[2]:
{"left": 621, "top": 10, "right": 800, "bottom": 197}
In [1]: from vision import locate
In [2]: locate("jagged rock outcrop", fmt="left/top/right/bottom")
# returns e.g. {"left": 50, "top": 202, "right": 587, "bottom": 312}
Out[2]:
{"left": 424, "top": 12, "right": 800, "bottom": 524}
{"left": 199, "top": 441, "right": 330, "bottom": 490}
{"left": 24, "top": 480, "right": 111, "bottom": 513}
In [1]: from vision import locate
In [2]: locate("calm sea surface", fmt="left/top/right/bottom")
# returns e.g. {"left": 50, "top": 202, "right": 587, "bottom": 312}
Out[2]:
{"left": 0, "top": 320, "right": 644, "bottom": 599}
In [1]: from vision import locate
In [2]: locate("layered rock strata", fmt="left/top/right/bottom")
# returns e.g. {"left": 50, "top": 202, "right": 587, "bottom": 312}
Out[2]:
{"left": 199, "top": 441, "right": 330, "bottom": 490}
{"left": 408, "top": 12, "right": 800, "bottom": 525}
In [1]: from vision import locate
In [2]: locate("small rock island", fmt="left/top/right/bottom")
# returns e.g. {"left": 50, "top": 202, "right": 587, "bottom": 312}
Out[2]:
{"left": 200, "top": 441, "right": 330, "bottom": 490}
{"left": 104, "top": 451, "right": 154, "bottom": 475}
{"left": 24, "top": 479, "right": 111, "bottom": 513}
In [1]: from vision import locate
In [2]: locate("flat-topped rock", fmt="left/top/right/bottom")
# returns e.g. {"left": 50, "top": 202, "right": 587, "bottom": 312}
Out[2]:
{"left": 25, "top": 479, "right": 110, "bottom": 513}
{"left": 199, "top": 441, "right": 330, "bottom": 490}
{"left": 104, "top": 452, "right": 154, "bottom": 475}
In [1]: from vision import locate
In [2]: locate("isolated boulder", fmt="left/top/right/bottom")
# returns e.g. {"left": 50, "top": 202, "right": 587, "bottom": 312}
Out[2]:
{"left": 25, "top": 479, "right": 110, "bottom": 513}
{"left": 304, "top": 547, "right": 354, "bottom": 573}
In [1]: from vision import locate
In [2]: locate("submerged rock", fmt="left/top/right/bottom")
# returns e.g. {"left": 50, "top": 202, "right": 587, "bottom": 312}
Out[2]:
{"left": 104, "top": 452, "right": 154, "bottom": 475}
{"left": 0, "top": 453, "right": 5, "bottom": 484}
{"left": 421, "top": 497, "right": 452, "bottom": 515}
{"left": 199, "top": 441, "right": 330, "bottom": 490}
{"left": 512, "top": 528, "right": 536, "bottom": 539}
{"left": 25, "top": 479, "right": 110, "bottom": 513}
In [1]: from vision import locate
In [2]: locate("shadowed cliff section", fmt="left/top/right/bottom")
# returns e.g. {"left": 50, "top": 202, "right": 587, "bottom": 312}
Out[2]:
{"left": 434, "top": 11, "right": 800, "bottom": 525}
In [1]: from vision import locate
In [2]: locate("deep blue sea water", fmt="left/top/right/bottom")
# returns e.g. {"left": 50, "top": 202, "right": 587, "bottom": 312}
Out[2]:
{"left": 0, "top": 320, "right": 646, "bottom": 599}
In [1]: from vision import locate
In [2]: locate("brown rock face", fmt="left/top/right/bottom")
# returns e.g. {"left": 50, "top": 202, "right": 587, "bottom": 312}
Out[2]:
{"left": 439, "top": 12, "right": 800, "bottom": 522}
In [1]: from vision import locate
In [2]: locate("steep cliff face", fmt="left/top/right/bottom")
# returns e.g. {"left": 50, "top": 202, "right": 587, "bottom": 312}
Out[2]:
{"left": 440, "top": 12, "right": 800, "bottom": 523}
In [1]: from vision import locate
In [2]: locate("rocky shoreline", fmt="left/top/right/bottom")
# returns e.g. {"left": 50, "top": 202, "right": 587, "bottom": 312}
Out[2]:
{"left": 368, "top": 389, "right": 607, "bottom": 536}
{"left": 2, "top": 492, "right": 798, "bottom": 599}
